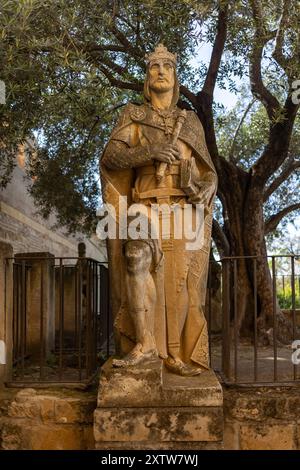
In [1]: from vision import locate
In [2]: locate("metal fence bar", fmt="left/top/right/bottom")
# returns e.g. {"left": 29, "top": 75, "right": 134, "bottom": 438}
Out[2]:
{"left": 20, "top": 260, "right": 26, "bottom": 379}
{"left": 207, "top": 262, "right": 212, "bottom": 367}
{"left": 74, "top": 263, "right": 78, "bottom": 355}
{"left": 272, "top": 256, "right": 278, "bottom": 382}
{"left": 99, "top": 264, "right": 110, "bottom": 360}
{"left": 94, "top": 262, "right": 99, "bottom": 369}
{"left": 58, "top": 259, "right": 64, "bottom": 381}
{"left": 222, "top": 259, "right": 231, "bottom": 380}
{"left": 77, "top": 260, "right": 83, "bottom": 382}
{"left": 253, "top": 258, "right": 258, "bottom": 383}
{"left": 233, "top": 259, "right": 238, "bottom": 383}
{"left": 13, "top": 265, "right": 19, "bottom": 365}
{"left": 39, "top": 263, "right": 44, "bottom": 380}
{"left": 91, "top": 260, "right": 97, "bottom": 373}
{"left": 291, "top": 256, "right": 297, "bottom": 380}
{"left": 86, "top": 260, "right": 91, "bottom": 379}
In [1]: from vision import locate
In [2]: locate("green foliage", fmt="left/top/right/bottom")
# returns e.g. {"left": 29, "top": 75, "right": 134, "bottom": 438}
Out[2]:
{"left": 277, "top": 285, "right": 300, "bottom": 310}
{"left": 0, "top": 0, "right": 299, "bottom": 237}
{"left": 0, "top": 0, "right": 206, "bottom": 233}
{"left": 216, "top": 90, "right": 300, "bottom": 240}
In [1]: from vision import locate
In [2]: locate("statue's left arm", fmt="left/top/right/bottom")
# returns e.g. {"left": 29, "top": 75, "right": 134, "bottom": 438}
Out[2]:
{"left": 180, "top": 111, "right": 217, "bottom": 209}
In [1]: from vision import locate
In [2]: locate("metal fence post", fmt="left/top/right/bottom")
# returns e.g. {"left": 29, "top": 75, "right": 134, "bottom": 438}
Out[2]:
{"left": 222, "top": 258, "right": 231, "bottom": 380}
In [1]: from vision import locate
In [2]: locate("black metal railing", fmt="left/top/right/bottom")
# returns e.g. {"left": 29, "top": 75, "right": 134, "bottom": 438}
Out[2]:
{"left": 207, "top": 255, "right": 300, "bottom": 386}
{"left": 6, "top": 256, "right": 111, "bottom": 386}
{"left": 6, "top": 253, "right": 300, "bottom": 387}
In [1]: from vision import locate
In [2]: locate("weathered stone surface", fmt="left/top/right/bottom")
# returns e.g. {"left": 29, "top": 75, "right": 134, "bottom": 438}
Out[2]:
{"left": 7, "top": 396, "right": 40, "bottom": 419}
{"left": 95, "top": 358, "right": 224, "bottom": 448}
{"left": 0, "top": 419, "right": 22, "bottom": 450}
{"left": 14, "top": 388, "right": 37, "bottom": 403}
{"left": 0, "top": 422, "right": 80, "bottom": 450}
{"left": 295, "top": 425, "right": 300, "bottom": 450}
{"left": 162, "top": 367, "right": 223, "bottom": 407}
{"left": 54, "top": 396, "right": 95, "bottom": 424}
{"left": 96, "top": 441, "right": 223, "bottom": 450}
{"left": 83, "top": 425, "right": 95, "bottom": 450}
{"left": 55, "top": 399, "right": 81, "bottom": 424}
{"left": 287, "top": 397, "right": 300, "bottom": 417}
{"left": 225, "top": 397, "right": 262, "bottom": 421}
{"left": 223, "top": 421, "right": 240, "bottom": 450}
{"left": 98, "top": 358, "right": 222, "bottom": 408}
{"left": 81, "top": 398, "right": 98, "bottom": 424}
{"left": 0, "top": 387, "right": 97, "bottom": 450}
{"left": 0, "top": 418, "right": 94, "bottom": 450}
{"left": 94, "top": 407, "right": 223, "bottom": 443}
{"left": 25, "top": 424, "right": 83, "bottom": 450}
{"left": 223, "top": 387, "right": 300, "bottom": 424}
{"left": 40, "top": 397, "right": 55, "bottom": 422}
{"left": 98, "top": 357, "right": 162, "bottom": 408}
{"left": 239, "top": 423, "right": 295, "bottom": 450}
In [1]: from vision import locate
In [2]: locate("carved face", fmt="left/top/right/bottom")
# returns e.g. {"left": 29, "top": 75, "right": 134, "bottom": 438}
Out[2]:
{"left": 124, "top": 241, "right": 152, "bottom": 274}
{"left": 148, "top": 59, "right": 175, "bottom": 93}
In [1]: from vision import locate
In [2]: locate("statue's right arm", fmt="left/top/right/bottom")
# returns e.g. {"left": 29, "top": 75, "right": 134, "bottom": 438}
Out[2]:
{"left": 101, "top": 140, "right": 152, "bottom": 170}
{"left": 102, "top": 139, "right": 181, "bottom": 170}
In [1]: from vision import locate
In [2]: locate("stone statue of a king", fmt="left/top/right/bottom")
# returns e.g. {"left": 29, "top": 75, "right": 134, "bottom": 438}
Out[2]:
{"left": 100, "top": 44, "right": 217, "bottom": 376}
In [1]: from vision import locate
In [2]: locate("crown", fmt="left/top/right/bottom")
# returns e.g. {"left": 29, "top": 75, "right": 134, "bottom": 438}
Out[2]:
{"left": 145, "top": 44, "right": 177, "bottom": 66}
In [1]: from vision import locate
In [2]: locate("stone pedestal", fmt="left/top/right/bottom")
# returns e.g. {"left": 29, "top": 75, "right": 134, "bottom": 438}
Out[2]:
{"left": 94, "top": 358, "right": 224, "bottom": 450}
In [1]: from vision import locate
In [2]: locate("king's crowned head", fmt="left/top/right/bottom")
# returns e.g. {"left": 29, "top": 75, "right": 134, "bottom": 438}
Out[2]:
{"left": 145, "top": 44, "right": 177, "bottom": 67}
{"left": 144, "top": 44, "right": 179, "bottom": 106}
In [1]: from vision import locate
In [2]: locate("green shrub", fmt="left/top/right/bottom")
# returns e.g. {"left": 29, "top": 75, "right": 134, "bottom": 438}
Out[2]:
{"left": 277, "top": 284, "right": 300, "bottom": 309}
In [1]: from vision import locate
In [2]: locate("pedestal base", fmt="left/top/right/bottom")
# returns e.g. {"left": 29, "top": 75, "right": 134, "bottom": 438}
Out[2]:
{"left": 94, "top": 357, "right": 223, "bottom": 450}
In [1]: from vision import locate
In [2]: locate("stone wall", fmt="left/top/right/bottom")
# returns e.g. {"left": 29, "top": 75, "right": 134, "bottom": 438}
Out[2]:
{"left": 2, "top": 383, "right": 300, "bottom": 450}
{"left": 0, "top": 165, "right": 106, "bottom": 260}
{"left": 224, "top": 386, "right": 300, "bottom": 450}
{"left": 0, "top": 387, "right": 96, "bottom": 450}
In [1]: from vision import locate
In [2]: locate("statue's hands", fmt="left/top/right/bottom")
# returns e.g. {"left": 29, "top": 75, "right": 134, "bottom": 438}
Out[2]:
{"left": 151, "top": 144, "right": 182, "bottom": 165}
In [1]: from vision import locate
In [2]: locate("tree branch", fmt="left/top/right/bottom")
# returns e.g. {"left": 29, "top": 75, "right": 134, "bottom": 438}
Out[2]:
{"left": 180, "top": 85, "right": 198, "bottom": 108}
{"left": 109, "top": 23, "right": 145, "bottom": 69}
{"left": 99, "top": 65, "right": 143, "bottom": 92}
{"left": 85, "top": 43, "right": 126, "bottom": 53}
{"left": 249, "top": 1, "right": 280, "bottom": 120}
{"left": 196, "top": 2, "right": 229, "bottom": 170}
{"left": 265, "top": 203, "right": 300, "bottom": 234}
{"left": 229, "top": 98, "right": 256, "bottom": 162}
{"left": 250, "top": 0, "right": 265, "bottom": 33}
{"left": 202, "top": 2, "right": 229, "bottom": 98}
{"left": 264, "top": 159, "right": 300, "bottom": 201}
{"left": 273, "top": 0, "right": 292, "bottom": 73}
{"left": 252, "top": 94, "right": 299, "bottom": 184}
{"left": 212, "top": 218, "right": 230, "bottom": 257}
{"left": 96, "top": 53, "right": 128, "bottom": 77}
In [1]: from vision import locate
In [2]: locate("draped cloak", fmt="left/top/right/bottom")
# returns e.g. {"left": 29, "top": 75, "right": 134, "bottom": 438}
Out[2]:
{"left": 100, "top": 102, "right": 217, "bottom": 368}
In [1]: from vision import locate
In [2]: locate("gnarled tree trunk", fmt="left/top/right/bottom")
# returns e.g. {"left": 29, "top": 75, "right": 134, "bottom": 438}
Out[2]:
{"left": 211, "top": 157, "right": 295, "bottom": 343}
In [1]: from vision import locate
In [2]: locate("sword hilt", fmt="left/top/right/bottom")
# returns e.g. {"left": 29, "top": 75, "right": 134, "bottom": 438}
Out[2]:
{"left": 156, "top": 110, "right": 187, "bottom": 184}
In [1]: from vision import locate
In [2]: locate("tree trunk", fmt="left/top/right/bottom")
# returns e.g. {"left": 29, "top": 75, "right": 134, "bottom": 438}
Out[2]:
{"left": 195, "top": 94, "right": 297, "bottom": 344}
{"left": 217, "top": 162, "right": 294, "bottom": 343}
{"left": 242, "top": 180, "right": 294, "bottom": 343}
